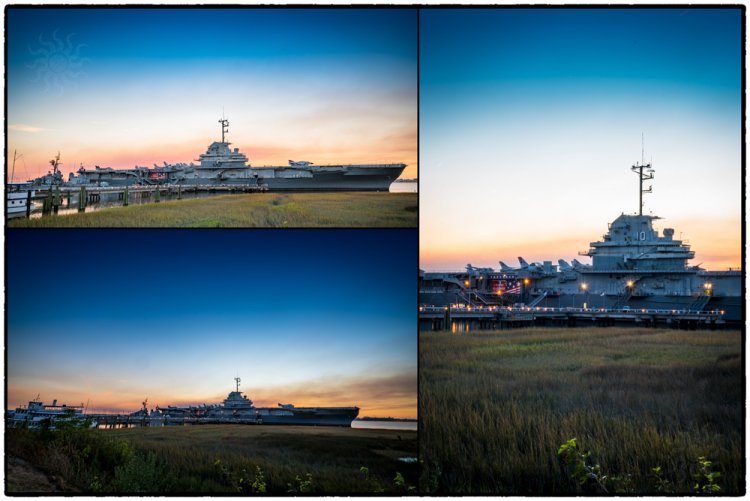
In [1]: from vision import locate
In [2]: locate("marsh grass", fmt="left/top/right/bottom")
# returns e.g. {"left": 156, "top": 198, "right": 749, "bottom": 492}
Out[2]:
{"left": 419, "top": 327, "right": 743, "bottom": 494}
{"left": 7, "top": 192, "right": 418, "bottom": 228}
{"left": 6, "top": 424, "right": 417, "bottom": 494}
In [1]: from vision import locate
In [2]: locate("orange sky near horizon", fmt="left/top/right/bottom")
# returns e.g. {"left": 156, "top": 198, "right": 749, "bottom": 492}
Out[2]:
{"left": 420, "top": 215, "right": 742, "bottom": 273}
{"left": 7, "top": 370, "right": 418, "bottom": 419}
{"left": 7, "top": 122, "right": 418, "bottom": 183}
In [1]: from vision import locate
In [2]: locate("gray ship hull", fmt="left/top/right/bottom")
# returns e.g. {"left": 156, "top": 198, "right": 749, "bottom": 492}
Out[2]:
{"left": 255, "top": 407, "right": 360, "bottom": 427}
{"left": 256, "top": 164, "right": 406, "bottom": 191}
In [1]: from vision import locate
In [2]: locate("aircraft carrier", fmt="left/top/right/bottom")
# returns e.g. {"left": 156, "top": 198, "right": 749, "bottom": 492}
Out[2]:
{"left": 155, "top": 377, "right": 360, "bottom": 427}
{"left": 420, "top": 158, "right": 742, "bottom": 323}
{"left": 31, "top": 118, "right": 406, "bottom": 192}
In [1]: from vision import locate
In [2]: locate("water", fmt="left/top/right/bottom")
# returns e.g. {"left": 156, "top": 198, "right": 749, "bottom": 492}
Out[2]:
{"left": 351, "top": 420, "right": 417, "bottom": 431}
{"left": 95, "top": 419, "right": 416, "bottom": 431}
{"left": 389, "top": 181, "right": 417, "bottom": 193}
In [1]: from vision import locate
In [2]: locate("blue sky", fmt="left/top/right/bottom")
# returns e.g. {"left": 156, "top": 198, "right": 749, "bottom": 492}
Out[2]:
{"left": 7, "top": 8, "right": 417, "bottom": 180}
{"left": 420, "top": 8, "right": 742, "bottom": 271}
{"left": 7, "top": 230, "right": 417, "bottom": 417}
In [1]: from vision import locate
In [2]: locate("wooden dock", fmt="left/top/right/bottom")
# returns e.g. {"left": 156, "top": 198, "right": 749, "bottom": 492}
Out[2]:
{"left": 88, "top": 414, "right": 264, "bottom": 428}
{"left": 13, "top": 183, "right": 268, "bottom": 218}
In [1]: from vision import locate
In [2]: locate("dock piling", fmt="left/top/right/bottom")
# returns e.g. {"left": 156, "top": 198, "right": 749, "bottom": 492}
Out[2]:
{"left": 79, "top": 186, "right": 87, "bottom": 212}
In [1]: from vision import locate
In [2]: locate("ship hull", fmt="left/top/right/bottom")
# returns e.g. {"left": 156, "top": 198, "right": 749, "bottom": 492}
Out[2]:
{"left": 160, "top": 405, "right": 359, "bottom": 427}
{"left": 75, "top": 166, "right": 405, "bottom": 192}
{"left": 257, "top": 165, "right": 406, "bottom": 191}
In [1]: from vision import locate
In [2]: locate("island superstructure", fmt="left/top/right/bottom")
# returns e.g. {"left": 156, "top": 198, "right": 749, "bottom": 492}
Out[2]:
{"left": 32, "top": 118, "right": 406, "bottom": 191}
{"left": 419, "top": 157, "right": 742, "bottom": 321}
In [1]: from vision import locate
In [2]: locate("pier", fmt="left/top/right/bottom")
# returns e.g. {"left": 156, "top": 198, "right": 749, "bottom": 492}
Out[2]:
{"left": 15, "top": 183, "right": 268, "bottom": 218}
{"left": 419, "top": 305, "right": 726, "bottom": 332}
{"left": 88, "top": 414, "right": 264, "bottom": 428}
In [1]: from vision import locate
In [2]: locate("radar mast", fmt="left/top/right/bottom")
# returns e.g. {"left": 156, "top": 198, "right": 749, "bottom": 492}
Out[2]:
{"left": 234, "top": 376, "right": 241, "bottom": 393}
{"left": 630, "top": 134, "right": 654, "bottom": 216}
{"left": 219, "top": 117, "right": 229, "bottom": 144}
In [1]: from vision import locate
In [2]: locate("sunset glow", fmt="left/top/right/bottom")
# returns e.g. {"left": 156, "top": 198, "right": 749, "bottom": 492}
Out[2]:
{"left": 420, "top": 8, "right": 741, "bottom": 272}
{"left": 7, "top": 8, "right": 417, "bottom": 182}
{"left": 7, "top": 231, "right": 417, "bottom": 419}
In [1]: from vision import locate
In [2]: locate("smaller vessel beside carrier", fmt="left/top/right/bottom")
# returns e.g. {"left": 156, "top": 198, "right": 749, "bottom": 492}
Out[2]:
{"left": 7, "top": 396, "right": 91, "bottom": 428}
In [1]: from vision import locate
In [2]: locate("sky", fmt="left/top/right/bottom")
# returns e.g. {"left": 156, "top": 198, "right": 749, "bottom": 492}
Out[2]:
{"left": 420, "top": 8, "right": 742, "bottom": 271}
{"left": 6, "top": 8, "right": 417, "bottom": 180}
{"left": 6, "top": 230, "right": 417, "bottom": 418}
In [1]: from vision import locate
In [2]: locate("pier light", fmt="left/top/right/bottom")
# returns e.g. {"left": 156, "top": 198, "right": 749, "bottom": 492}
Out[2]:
{"left": 496, "top": 290, "right": 503, "bottom": 296}
{"left": 720, "top": 310, "right": 725, "bottom": 315}
{"left": 523, "top": 278, "right": 530, "bottom": 285}
{"left": 580, "top": 283, "right": 589, "bottom": 291}
{"left": 626, "top": 280, "right": 634, "bottom": 288}
{"left": 703, "top": 282, "right": 713, "bottom": 290}
{"left": 464, "top": 280, "right": 470, "bottom": 287}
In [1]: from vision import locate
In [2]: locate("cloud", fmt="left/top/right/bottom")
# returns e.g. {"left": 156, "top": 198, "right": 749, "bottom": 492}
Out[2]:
{"left": 9, "top": 124, "right": 47, "bottom": 133}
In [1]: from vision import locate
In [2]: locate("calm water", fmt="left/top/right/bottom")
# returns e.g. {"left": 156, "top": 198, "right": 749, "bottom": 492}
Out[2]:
{"left": 24, "top": 181, "right": 417, "bottom": 218}
{"left": 389, "top": 181, "right": 417, "bottom": 193}
{"left": 97, "top": 419, "right": 417, "bottom": 431}
{"left": 352, "top": 420, "right": 417, "bottom": 431}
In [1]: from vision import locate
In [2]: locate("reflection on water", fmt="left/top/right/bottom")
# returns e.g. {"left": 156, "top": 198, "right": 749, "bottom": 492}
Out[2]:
{"left": 352, "top": 420, "right": 417, "bottom": 431}
{"left": 389, "top": 181, "right": 417, "bottom": 193}
{"left": 95, "top": 419, "right": 416, "bottom": 431}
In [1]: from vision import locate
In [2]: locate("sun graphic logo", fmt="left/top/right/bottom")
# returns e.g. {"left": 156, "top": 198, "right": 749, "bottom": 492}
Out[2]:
{"left": 27, "top": 30, "right": 90, "bottom": 94}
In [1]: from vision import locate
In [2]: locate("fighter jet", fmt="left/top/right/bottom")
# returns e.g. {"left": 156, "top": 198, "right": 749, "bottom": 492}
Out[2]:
{"left": 466, "top": 264, "right": 493, "bottom": 274}
{"left": 558, "top": 259, "right": 573, "bottom": 271}
{"left": 499, "top": 257, "right": 542, "bottom": 273}
{"left": 571, "top": 259, "right": 592, "bottom": 270}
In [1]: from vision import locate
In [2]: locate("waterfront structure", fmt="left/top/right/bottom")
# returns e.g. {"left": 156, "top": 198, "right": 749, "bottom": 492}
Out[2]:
{"left": 420, "top": 158, "right": 742, "bottom": 321}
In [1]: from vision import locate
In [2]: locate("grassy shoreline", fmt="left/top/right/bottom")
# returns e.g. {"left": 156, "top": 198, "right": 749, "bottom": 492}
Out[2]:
{"left": 6, "top": 424, "right": 417, "bottom": 494}
{"left": 7, "top": 192, "right": 418, "bottom": 228}
{"left": 419, "top": 327, "right": 743, "bottom": 494}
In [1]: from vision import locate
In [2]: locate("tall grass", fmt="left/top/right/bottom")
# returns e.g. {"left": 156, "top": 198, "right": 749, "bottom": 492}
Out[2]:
{"left": 7, "top": 192, "right": 418, "bottom": 228}
{"left": 419, "top": 327, "right": 743, "bottom": 494}
{"left": 6, "top": 424, "right": 417, "bottom": 494}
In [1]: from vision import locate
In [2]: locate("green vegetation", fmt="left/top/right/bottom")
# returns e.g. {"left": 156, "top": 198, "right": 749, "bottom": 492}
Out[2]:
{"left": 557, "top": 438, "right": 723, "bottom": 494}
{"left": 6, "top": 424, "right": 417, "bottom": 494}
{"left": 7, "top": 192, "right": 418, "bottom": 228}
{"left": 419, "top": 327, "right": 743, "bottom": 494}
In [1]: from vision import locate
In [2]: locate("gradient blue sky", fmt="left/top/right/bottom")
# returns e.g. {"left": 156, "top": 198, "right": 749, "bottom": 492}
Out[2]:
{"left": 7, "top": 230, "right": 417, "bottom": 417}
{"left": 7, "top": 8, "right": 417, "bottom": 179}
{"left": 420, "top": 8, "right": 742, "bottom": 271}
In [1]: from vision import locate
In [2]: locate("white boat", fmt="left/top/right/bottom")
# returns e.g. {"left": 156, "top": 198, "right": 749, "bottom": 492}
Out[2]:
{"left": 7, "top": 396, "right": 90, "bottom": 428}
{"left": 7, "top": 183, "right": 36, "bottom": 217}
{"left": 7, "top": 151, "right": 37, "bottom": 217}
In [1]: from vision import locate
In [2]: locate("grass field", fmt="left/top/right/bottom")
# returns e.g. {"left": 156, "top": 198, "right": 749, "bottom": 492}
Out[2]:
{"left": 419, "top": 327, "right": 743, "bottom": 494}
{"left": 7, "top": 192, "right": 418, "bottom": 228}
{"left": 6, "top": 424, "right": 417, "bottom": 494}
